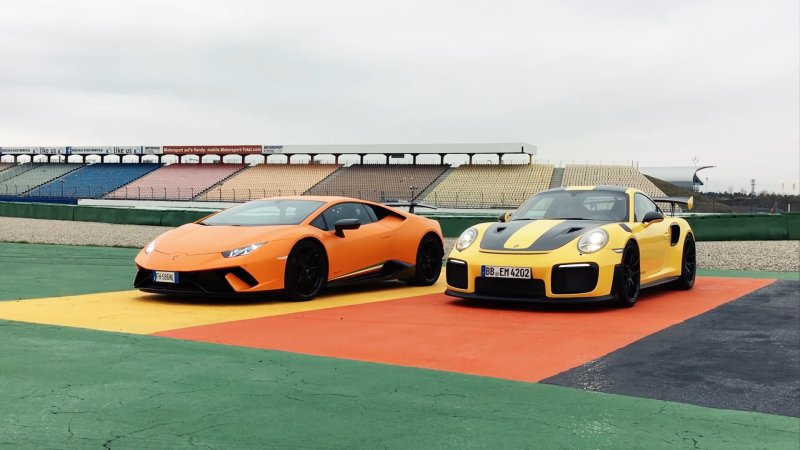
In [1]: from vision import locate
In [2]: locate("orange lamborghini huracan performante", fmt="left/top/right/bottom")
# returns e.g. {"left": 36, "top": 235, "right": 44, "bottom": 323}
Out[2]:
{"left": 134, "top": 196, "right": 444, "bottom": 300}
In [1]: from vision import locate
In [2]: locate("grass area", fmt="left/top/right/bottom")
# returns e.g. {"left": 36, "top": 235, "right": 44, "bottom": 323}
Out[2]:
{"left": 0, "top": 242, "right": 138, "bottom": 301}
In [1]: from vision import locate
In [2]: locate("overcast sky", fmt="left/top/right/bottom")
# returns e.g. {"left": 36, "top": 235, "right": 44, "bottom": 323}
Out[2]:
{"left": 1, "top": 0, "right": 797, "bottom": 193}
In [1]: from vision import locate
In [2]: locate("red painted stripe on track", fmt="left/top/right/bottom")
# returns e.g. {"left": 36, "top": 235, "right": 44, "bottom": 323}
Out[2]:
{"left": 155, "top": 277, "right": 774, "bottom": 382}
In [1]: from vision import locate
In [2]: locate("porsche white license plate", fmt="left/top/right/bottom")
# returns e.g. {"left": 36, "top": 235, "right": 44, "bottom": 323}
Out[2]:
{"left": 153, "top": 271, "right": 179, "bottom": 284}
{"left": 481, "top": 265, "right": 531, "bottom": 279}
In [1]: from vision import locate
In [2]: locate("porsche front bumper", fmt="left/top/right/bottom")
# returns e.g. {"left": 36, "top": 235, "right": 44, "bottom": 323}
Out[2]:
{"left": 444, "top": 249, "right": 623, "bottom": 303}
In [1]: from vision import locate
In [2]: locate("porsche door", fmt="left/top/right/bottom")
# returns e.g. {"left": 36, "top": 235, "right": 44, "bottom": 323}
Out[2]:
{"left": 317, "top": 202, "right": 391, "bottom": 279}
{"left": 632, "top": 193, "right": 669, "bottom": 277}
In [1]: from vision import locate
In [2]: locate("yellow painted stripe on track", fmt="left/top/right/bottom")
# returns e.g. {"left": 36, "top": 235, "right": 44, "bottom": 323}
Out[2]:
{"left": 0, "top": 278, "right": 447, "bottom": 334}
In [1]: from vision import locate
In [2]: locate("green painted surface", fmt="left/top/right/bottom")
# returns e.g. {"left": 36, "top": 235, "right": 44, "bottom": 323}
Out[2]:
{"left": 698, "top": 269, "right": 800, "bottom": 281}
{"left": 1, "top": 320, "right": 797, "bottom": 450}
{"left": 0, "top": 243, "right": 138, "bottom": 301}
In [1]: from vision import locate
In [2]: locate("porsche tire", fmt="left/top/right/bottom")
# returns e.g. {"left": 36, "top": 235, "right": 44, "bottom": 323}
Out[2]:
{"left": 284, "top": 239, "right": 327, "bottom": 301}
{"left": 671, "top": 234, "right": 696, "bottom": 290}
{"left": 614, "top": 241, "right": 641, "bottom": 308}
{"left": 406, "top": 234, "right": 443, "bottom": 286}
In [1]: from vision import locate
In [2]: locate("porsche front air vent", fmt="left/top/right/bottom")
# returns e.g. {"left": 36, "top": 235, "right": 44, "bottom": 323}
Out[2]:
{"left": 446, "top": 259, "right": 468, "bottom": 289}
{"left": 474, "top": 277, "right": 546, "bottom": 299}
{"left": 551, "top": 263, "right": 599, "bottom": 294}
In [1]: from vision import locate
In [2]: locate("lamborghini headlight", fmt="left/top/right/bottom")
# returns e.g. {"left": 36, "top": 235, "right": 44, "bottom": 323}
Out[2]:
{"left": 222, "top": 242, "right": 266, "bottom": 258}
{"left": 577, "top": 228, "right": 608, "bottom": 254}
{"left": 455, "top": 228, "right": 478, "bottom": 251}
{"left": 145, "top": 240, "right": 156, "bottom": 254}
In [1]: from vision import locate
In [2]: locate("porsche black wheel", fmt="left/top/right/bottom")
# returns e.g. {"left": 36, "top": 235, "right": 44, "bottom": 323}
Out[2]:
{"left": 614, "top": 241, "right": 641, "bottom": 308}
{"left": 406, "top": 234, "right": 443, "bottom": 286}
{"left": 284, "top": 240, "right": 327, "bottom": 301}
{"left": 671, "top": 234, "right": 696, "bottom": 290}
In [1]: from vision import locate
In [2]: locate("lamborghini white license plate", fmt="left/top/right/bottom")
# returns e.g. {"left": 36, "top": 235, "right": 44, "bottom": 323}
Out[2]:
{"left": 153, "top": 271, "right": 179, "bottom": 284}
{"left": 481, "top": 265, "right": 531, "bottom": 279}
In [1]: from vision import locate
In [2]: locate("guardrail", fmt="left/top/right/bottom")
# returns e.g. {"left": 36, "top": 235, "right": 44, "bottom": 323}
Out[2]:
{"left": 0, "top": 202, "right": 797, "bottom": 240}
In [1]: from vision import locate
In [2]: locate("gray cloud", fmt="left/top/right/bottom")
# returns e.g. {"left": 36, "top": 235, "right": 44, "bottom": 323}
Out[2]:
{"left": 1, "top": 0, "right": 797, "bottom": 193}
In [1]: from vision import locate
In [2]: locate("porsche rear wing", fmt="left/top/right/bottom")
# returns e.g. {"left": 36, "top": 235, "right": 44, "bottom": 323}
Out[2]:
{"left": 652, "top": 196, "right": 694, "bottom": 216}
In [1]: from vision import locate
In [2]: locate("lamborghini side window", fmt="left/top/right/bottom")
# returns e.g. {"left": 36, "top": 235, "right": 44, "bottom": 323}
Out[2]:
{"left": 634, "top": 193, "right": 658, "bottom": 222}
{"left": 310, "top": 214, "right": 327, "bottom": 231}
{"left": 321, "top": 203, "right": 375, "bottom": 231}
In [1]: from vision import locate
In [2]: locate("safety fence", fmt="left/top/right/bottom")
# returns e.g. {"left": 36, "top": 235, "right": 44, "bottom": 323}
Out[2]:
{"left": 0, "top": 202, "right": 797, "bottom": 240}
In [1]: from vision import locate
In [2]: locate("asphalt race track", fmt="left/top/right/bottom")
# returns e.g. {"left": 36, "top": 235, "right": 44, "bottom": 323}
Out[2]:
{"left": 0, "top": 242, "right": 798, "bottom": 449}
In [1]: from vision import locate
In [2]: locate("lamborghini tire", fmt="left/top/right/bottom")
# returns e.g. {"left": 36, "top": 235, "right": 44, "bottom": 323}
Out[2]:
{"left": 406, "top": 234, "right": 444, "bottom": 286}
{"left": 284, "top": 239, "right": 327, "bottom": 301}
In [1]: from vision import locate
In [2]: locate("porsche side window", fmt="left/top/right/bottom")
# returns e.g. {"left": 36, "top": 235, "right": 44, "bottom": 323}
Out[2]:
{"left": 634, "top": 193, "right": 658, "bottom": 222}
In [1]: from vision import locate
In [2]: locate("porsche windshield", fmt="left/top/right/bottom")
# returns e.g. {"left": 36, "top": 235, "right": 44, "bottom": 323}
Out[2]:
{"left": 511, "top": 190, "right": 629, "bottom": 222}
{"left": 201, "top": 199, "right": 325, "bottom": 226}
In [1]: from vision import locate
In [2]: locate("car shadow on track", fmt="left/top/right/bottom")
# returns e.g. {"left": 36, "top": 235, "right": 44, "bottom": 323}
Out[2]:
{"left": 446, "top": 287, "right": 665, "bottom": 313}
{"left": 134, "top": 280, "right": 412, "bottom": 306}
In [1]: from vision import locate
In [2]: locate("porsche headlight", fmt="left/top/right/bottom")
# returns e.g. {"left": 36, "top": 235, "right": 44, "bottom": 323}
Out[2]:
{"left": 145, "top": 240, "right": 156, "bottom": 254}
{"left": 577, "top": 228, "right": 608, "bottom": 254}
{"left": 222, "top": 242, "right": 266, "bottom": 258}
{"left": 455, "top": 228, "right": 478, "bottom": 251}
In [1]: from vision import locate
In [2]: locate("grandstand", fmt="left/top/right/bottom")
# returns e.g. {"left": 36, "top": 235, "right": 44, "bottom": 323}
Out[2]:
{"left": 306, "top": 164, "right": 449, "bottom": 202}
{"left": 197, "top": 164, "right": 341, "bottom": 202}
{"left": 0, "top": 163, "right": 13, "bottom": 173}
{"left": 0, "top": 163, "right": 36, "bottom": 184}
{"left": 26, "top": 164, "right": 161, "bottom": 199}
{"left": 562, "top": 164, "right": 664, "bottom": 198}
{"left": 423, "top": 163, "right": 554, "bottom": 208}
{"left": 105, "top": 164, "right": 246, "bottom": 200}
{"left": 0, "top": 164, "right": 83, "bottom": 196}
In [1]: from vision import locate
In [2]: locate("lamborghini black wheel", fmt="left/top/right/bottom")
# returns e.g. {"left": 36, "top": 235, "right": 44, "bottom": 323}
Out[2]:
{"left": 284, "top": 240, "right": 327, "bottom": 301}
{"left": 671, "top": 234, "right": 696, "bottom": 290}
{"left": 406, "top": 234, "right": 443, "bottom": 286}
{"left": 615, "top": 241, "right": 641, "bottom": 308}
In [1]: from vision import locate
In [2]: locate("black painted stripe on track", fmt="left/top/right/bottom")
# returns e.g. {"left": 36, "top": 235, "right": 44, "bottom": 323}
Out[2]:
{"left": 543, "top": 280, "right": 800, "bottom": 417}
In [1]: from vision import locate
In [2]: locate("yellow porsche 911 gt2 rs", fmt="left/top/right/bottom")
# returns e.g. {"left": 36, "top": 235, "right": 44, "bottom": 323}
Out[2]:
{"left": 445, "top": 186, "right": 696, "bottom": 307}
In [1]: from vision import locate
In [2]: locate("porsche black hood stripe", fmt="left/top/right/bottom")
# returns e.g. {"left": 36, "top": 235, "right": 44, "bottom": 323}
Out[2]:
{"left": 479, "top": 220, "right": 608, "bottom": 252}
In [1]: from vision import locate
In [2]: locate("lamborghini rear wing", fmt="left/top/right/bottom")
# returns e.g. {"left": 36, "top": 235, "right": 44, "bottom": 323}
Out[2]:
{"left": 652, "top": 196, "right": 694, "bottom": 216}
{"left": 383, "top": 200, "right": 438, "bottom": 214}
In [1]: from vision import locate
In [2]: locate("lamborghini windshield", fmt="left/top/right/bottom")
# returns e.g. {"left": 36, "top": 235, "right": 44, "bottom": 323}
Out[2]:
{"left": 201, "top": 199, "right": 325, "bottom": 226}
{"left": 511, "top": 190, "right": 629, "bottom": 222}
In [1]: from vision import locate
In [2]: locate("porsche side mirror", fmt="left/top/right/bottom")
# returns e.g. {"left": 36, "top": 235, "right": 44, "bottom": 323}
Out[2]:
{"left": 642, "top": 211, "right": 664, "bottom": 225}
{"left": 498, "top": 211, "right": 512, "bottom": 223}
{"left": 334, "top": 218, "right": 361, "bottom": 237}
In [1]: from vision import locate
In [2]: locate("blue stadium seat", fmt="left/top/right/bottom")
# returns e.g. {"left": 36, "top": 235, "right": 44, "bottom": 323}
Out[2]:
{"left": 26, "top": 164, "right": 161, "bottom": 199}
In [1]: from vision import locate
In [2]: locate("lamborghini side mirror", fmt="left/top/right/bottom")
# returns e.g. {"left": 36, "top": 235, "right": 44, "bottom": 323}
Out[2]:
{"left": 498, "top": 211, "right": 512, "bottom": 222}
{"left": 334, "top": 218, "right": 361, "bottom": 237}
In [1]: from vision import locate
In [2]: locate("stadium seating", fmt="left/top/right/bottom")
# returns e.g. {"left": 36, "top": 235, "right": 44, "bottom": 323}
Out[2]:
{"left": 0, "top": 163, "right": 36, "bottom": 184}
{"left": 305, "top": 164, "right": 449, "bottom": 202}
{"left": 423, "top": 164, "right": 554, "bottom": 208}
{"left": 105, "top": 164, "right": 246, "bottom": 200}
{"left": 0, "top": 163, "right": 13, "bottom": 173}
{"left": 562, "top": 165, "right": 664, "bottom": 198}
{"left": 26, "top": 164, "right": 162, "bottom": 199}
{"left": 197, "top": 164, "right": 341, "bottom": 202}
{"left": 0, "top": 164, "right": 84, "bottom": 196}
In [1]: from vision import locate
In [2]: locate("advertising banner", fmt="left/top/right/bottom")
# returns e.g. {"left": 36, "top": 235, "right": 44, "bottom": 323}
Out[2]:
{"left": 262, "top": 145, "right": 285, "bottom": 154}
{"left": 142, "top": 146, "right": 163, "bottom": 155}
{"left": 68, "top": 146, "right": 142, "bottom": 155}
{"left": 0, "top": 147, "right": 67, "bottom": 155}
{"left": 163, "top": 145, "right": 262, "bottom": 155}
